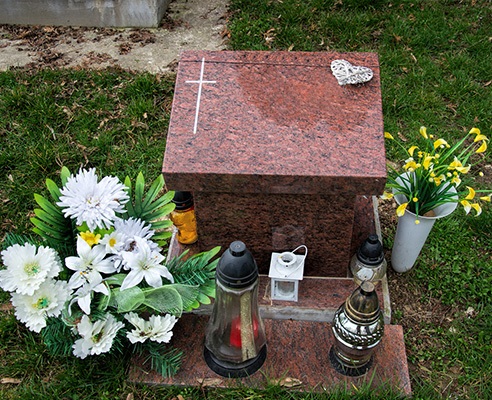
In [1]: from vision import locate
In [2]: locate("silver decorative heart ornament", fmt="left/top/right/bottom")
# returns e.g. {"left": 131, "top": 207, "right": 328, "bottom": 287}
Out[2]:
{"left": 330, "top": 59, "right": 374, "bottom": 86}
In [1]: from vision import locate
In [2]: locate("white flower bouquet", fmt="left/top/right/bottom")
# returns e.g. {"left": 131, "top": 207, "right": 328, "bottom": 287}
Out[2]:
{"left": 0, "top": 167, "right": 219, "bottom": 377}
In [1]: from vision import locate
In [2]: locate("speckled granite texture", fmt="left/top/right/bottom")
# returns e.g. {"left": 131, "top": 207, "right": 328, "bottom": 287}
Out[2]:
{"left": 129, "top": 315, "right": 411, "bottom": 395}
{"left": 163, "top": 51, "right": 386, "bottom": 276}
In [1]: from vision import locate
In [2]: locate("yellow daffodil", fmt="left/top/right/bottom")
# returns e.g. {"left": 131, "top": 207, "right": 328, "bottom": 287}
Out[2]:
{"left": 420, "top": 126, "right": 428, "bottom": 139}
{"left": 433, "top": 138, "right": 449, "bottom": 149}
{"left": 408, "top": 146, "right": 419, "bottom": 157}
{"left": 465, "top": 186, "right": 476, "bottom": 200}
{"left": 381, "top": 192, "right": 394, "bottom": 199}
{"left": 471, "top": 203, "right": 482, "bottom": 216}
{"left": 80, "top": 231, "right": 101, "bottom": 247}
{"left": 460, "top": 200, "right": 472, "bottom": 214}
{"left": 423, "top": 156, "right": 434, "bottom": 170}
{"left": 396, "top": 202, "right": 408, "bottom": 217}
{"left": 469, "top": 127, "right": 481, "bottom": 135}
{"left": 476, "top": 140, "right": 487, "bottom": 153}
{"left": 384, "top": 132, "right": 394, "bottom": 140}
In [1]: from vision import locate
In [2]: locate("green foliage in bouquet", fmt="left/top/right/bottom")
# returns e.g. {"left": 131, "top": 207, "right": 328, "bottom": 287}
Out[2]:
{"left": 0, "top": 167, "right": 220, "bottom": 377}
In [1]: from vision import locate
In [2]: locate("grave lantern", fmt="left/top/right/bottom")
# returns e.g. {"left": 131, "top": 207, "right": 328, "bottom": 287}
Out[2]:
{"left": 268, "top": 246, "right": 307, "bottom": 302}
{"left": 350, "top": 234, "right": 386, "bottom": 286}
{"left": 204, "top": 241, "right": 267, "bottom": 378}
{"left": 330, "top": 281, "right": 384, "bottom": 376}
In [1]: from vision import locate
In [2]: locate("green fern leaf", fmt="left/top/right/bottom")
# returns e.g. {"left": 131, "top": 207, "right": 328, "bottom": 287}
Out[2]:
{"left": 142, "top": 174, "right": 165, "bottom": 208}
{"left": 134, "top": 172, "right": 145, "bottom": 216}
{"left": 34, "top": 193, "right": 62, "bottom": 217}
{"left": 46, "top": 178, "right": 62, "bottom": 203}
{"left": 135, "top": 342, "right": 183, "bottom": 378}
{"left": 31, "top": 218, "right": 67, "bottom": 240}
{"left": 33, "top": 208, "right": 67, "bottom": 229}
{"left": 124, "top": 176, "right": 136, "bottom": 216}
{"left": 60, "top": 166, "right": 71, "bottom": 185}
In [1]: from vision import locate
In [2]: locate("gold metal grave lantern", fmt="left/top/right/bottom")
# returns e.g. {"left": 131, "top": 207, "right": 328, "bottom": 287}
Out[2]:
{"left": 330, "top": 281, "right": 384, "bottom": 376}
{"left": 204, "top": 241, "right": 267, "bottom": 378}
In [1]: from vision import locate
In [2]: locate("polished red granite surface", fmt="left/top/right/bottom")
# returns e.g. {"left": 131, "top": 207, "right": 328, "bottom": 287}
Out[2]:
{"left": 163, "top": 51, "right": 386, "bottom": 276}
{"left": 129, "top": 315, "right": 411, "bottom": 395}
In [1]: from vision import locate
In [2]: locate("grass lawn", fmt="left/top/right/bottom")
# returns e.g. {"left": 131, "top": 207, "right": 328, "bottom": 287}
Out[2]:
{"left": 1, "top": 0, "right": 492, "bottom": 398}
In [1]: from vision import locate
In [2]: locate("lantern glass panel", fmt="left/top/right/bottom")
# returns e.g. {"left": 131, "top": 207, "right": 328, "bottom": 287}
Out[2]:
{"left": 205, "top": 279, "right": 266, "bottom": 364}
{"left": 271, "top": 279, "right": 298, "bottom": 301}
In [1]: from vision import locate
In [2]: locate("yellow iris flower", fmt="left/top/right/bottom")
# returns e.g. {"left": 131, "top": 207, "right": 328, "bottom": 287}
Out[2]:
{"left": 476, "top": 141, "right": 487, "bottom": 153}
{"left": 384, "top": 132, "right": 394, "bottom": 140}
{"left": 460, "top": 200, "right": 472, "bottom": 214}
{"left": 404, "top": 159, "right": 418, "bottom": 171}
{"left": 408, "top": 146, "right": 419, "bottom": 157}
{"left": 396, "top": 202, "right": 408, "bottom": 217}
{"left": 465, "top": 186, "right": 476, "bottom": 200}
{"left": 433, "top": 138, "right": 449, "bottom": 149}
{"left": 469, "top": 127, "right": 481, "bottom": 135}
{"left": 422, "top": 156, "right": 434, "bottom": 170}
{"left": 471, "top": 203, "right": 482, "bottom": 216}
{"left": 451, "top": 175, "right": 461, "bottom": 186}
{"left": 433, "top": 175, "right": 445, "bottom": 186}
{"left": 420, "top": 126, "right": 428, "bottom": 139}
{"left": 480, "top": 195, "right": 491, "bottom": 202}
{"left": 449, "top": 157, "right": 470, "bottom": 173}
{"left": 381, "top": 192, "right": 394, "bottom": 199}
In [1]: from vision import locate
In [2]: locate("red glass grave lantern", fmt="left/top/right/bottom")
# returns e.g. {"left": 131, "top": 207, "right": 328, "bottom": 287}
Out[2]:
{"left": 204, "top": 241, "right": 267, "bottom": 378}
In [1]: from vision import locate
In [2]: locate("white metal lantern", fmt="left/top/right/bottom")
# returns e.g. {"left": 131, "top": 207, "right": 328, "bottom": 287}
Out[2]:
{"left": 268, "top": 245, "right": 307, "bottom": 302}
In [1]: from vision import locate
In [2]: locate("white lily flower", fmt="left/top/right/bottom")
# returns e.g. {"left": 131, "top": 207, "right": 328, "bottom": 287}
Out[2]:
{"left": 72, "top": 314, "right": 124, "bottom": 359}
{"left": 120, "top": 237, "right": 173, "bottom": 291}
{"left": 125, "top": 312, "right": 178, "bottom": 344}
{"left": 11, "top": 279, "right": 71, "bottom": 333}
{"left": 57, "top": 168, "right": 129, "bottom": 231}
{"left": 0, "top": 243, "right": 62, "bottom": 296}
{"left": 65, "top": 236, "right": 115, "bottom": 290}
{"left": 71, "top": 281, "right": 109, "bottom": 315}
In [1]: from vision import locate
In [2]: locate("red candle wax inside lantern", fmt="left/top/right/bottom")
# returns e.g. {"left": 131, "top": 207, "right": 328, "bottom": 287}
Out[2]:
{"left": 229, "top": 316, "right": 259, "bottom": 348}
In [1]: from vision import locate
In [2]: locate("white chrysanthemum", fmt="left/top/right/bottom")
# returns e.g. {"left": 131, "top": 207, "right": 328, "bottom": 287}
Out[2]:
{"left": 120, "top": 237, "right": 173, "bottom": 291}
{"left": 11, "top": 279, "right": 72, "bottom": 333}
{"left": 72, "top": 314, "right": 124, "bottom": 359}
{"left": 125, "top": 312, "right": 178, "bottom": 344}
{"left": 65, "top": 236, "right": 115, "bottom": 290}
{"left": 0, "top": 243, "right": 62, "bottom": 296}
{"left": 114, "top": 217, "right": 156, "bottom": 251}
{"left": 57, "top": 168, "right": 129, "bottom": 231}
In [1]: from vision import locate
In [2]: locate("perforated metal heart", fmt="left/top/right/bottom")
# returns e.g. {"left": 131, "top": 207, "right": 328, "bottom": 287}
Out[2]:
{"left": 330, "top": 59, "right": 373, "bottom": 86}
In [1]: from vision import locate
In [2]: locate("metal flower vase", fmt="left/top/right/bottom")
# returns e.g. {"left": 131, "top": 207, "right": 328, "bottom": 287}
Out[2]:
{"left": 391, "top": 175, "right": 458, "bottom": 273}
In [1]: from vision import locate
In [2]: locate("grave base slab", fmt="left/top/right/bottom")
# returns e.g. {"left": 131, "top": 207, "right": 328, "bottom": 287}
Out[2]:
{"left": 128, "top": 314, "right": 411, "bottom": 396}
